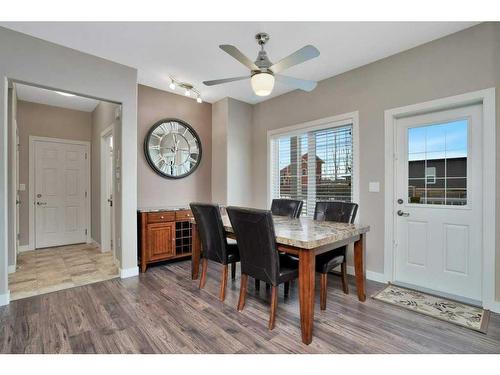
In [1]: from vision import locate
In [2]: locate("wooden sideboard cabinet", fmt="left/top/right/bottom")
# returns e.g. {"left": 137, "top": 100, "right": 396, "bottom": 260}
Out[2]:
{"left": 138, "top": 209, "right": 194, "bottom": 272}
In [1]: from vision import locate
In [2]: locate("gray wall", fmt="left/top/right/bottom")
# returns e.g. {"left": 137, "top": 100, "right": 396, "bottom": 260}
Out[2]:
{"left": 227, "top": 98, "right": 253, "bottom": 206}
{"left": 211, "top": 98, "right": 228, "bottom": 204}
{"left": 91, "top": 101, "right": 121, "bottom": 244}
{"left": 211, "top": 98, "right": 253, "bottom": 206}
{"left": 16, "top": 100, "right": 92, "bottom": 247}
{"left": 251, "top": 23, "right": 500, "bottom": 298}
{"left": 0, "top": 26, "right": 138, "bottom": 301}
{"left": 137, "top": 84, "right": 212, "bottom": 209}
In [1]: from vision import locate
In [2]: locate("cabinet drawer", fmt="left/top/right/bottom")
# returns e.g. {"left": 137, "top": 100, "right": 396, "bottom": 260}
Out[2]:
{"left": 175, "top": 210, "right": 193, "bottom": 221}
{"left": 147, "top": 211, "right": 175, "bottom": 223}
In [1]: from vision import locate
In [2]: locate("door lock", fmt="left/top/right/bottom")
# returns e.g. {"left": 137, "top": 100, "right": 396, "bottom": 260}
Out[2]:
{"left": 397, "top": 198, "right": 404, "bottom": 204}
{"left": 397, "top": 210, "right": 409, "bottom": 217}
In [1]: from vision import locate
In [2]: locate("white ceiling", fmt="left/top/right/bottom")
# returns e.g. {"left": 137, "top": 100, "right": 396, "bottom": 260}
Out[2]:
{"left": 15, "top": 83, "right": 100, "bottom": 112}
{"left": 2, "top": 22, "right": 478, "bottom": 104}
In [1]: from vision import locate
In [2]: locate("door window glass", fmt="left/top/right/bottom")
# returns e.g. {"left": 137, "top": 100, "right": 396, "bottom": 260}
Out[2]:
{"left": 408, "top": 119, "right": 467, "bottom": 205}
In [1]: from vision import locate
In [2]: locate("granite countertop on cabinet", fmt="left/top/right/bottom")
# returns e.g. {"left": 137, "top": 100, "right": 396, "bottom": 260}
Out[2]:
{"left": 137, "top": 205, "right": 190, "bottom": 213}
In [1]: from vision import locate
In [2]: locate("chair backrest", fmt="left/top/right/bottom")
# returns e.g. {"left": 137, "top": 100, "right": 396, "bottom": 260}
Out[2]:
{"left": 314, "top": 201, "right": 358, "bottom": 223}
{"left": 270, "top": 199, "right": 303, "bottom": 218}
{"left": 190, "top": 203, "right": 228, "bottom": 264}
{"left": 226, "top": 207, "right": 279, "bottom": 285}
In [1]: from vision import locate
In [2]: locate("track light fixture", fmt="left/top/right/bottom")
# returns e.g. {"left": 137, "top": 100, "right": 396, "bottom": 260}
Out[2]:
{"left": 168, "top": 76, "right": 202, "bottom": 103}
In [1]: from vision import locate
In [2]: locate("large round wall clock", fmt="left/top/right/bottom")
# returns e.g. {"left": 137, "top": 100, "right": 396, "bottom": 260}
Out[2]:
{"left": 144, "top": 118, "right": 202, "bottom": 179}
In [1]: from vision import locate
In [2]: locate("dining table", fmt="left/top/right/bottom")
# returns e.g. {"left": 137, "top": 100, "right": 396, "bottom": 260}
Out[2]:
{"left": 190, "top": 214, "right": 370, "bottom": 345}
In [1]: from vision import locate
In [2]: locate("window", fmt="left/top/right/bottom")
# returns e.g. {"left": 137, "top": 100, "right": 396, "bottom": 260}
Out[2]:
{"left": 407, "top": 119, "right": 468, "bottom": 206}
{"left": 270, "top": 122, "right": 354, "bottom": 217}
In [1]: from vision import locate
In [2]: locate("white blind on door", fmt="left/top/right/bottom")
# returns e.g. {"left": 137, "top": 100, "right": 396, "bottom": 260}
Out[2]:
{"left": 270, "top": 124, "right": 353, "bottom": 217}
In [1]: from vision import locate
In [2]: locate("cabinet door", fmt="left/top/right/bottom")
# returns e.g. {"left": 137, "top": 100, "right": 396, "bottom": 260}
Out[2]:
{"left": 146, "top": 222, "right": 175, "bottom": 261}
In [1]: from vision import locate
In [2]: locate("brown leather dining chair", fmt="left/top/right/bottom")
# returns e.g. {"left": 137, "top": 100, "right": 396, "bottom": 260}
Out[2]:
{"left": 226, "top": 206, "right": 299, "bottom": 330}
{"left": 190, "top": 203, "right": 240, "bottom": 301}
{"left": 313, "top": 201, "right": 358, "bottom": 310}
{"left": 270, "top": 198, "right": 303, "bottom": 218}
{"left": 253, "top": 198, "right": 303, "bottom": 293}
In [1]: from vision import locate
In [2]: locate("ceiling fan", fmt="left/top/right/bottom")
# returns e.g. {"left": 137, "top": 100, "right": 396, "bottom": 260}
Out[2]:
{"left": 203, "top": 32, "right": 320, "bottom": 97}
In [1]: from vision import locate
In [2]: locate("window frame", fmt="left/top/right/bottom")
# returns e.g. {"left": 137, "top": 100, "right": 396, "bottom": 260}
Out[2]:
{"left": 267, "top": 112, "right": 360, "bottom": 220}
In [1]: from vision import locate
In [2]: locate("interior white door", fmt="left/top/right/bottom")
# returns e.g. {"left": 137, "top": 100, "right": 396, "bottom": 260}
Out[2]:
{"left": 15, "top": 124, "right": 20, "bottom": 253}
{"left": 35, "top": 140, "right": 88, "bottom": 248}
{"left": 101, "top": 133, "right": 114, "bottom": 252}
{"left": 394, "top": 104, "right": 482, "bottom": 302}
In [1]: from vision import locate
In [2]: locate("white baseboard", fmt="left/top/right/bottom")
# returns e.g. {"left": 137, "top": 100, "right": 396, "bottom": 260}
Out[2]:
{"left": 120, "top": 266, "right": 139, "bottom": 279}
{"left": 346, "top": 265, "right": 387, "bottom": 284}
{"left": 0, "top": 291, "right": 10, "bottom": 306}
{"left": 484, "top": 300, "right": 500, "bottom": 314}
{"left": 18, "top": 245, "right": 34, "bottom": 252}
{"left": 8, "top": 265, "right": 16, "bottom": 274}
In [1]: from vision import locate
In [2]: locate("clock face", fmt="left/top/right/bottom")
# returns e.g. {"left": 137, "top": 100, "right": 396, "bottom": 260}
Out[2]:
{"left": 144, "top": 119, "right": 202, "bottom": 179}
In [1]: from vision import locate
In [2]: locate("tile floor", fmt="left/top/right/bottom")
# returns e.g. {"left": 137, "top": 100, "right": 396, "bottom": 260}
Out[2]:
{"left": 8, "top": 243, "right": 119, "bottom": 301}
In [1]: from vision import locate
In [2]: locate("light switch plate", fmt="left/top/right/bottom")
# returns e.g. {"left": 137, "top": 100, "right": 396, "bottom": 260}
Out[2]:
{"left": 19, "top": 184, "right": 26, "bottom": 191}
{"left": 369, "top": 182, "right": 380, "bottom": 193}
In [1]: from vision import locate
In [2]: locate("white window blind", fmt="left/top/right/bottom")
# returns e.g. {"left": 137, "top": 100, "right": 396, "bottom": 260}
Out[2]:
{"left": 271, "top": 124, "right": 353, "bottom": 217}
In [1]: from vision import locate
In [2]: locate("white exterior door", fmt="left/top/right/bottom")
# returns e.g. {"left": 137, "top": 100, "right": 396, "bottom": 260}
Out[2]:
{"left": 34, "top": 139, "right": 88, "bottom": 248}
{"left": 394, "top": 104, "right": 482, "bottom": 302}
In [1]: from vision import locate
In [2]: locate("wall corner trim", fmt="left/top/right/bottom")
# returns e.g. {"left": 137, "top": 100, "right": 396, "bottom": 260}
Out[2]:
{"left": 120, "top": 266, "right": 139, "bottom": 279}
{"left": 0, "top": 291, "right": 10, "bottom": 306}
{"left": 8, "top": 265, "right": 16, "bottom": 274}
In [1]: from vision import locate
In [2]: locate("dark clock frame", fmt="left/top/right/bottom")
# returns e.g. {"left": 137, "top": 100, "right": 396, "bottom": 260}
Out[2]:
{"left": 144, "top": 118, "right": 203, "bottom": 179}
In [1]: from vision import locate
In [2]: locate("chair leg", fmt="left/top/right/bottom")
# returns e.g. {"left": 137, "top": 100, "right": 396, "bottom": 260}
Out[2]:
{"left": 269, "top": 285, "right": 278, "bottom": 330}
{"left": 220, "top": 264, "right": 228, "bottom": 301}
{"left": 231, "top": 262, "right": 236, "bottom": 280}
{"left": 199, "top": 258, "right": 208, "bottom": 289}
{"left": 284, "top": 281, "right": 290, "bottom": 297}
{"left": 255, "top": 279, "right": 260, "bottom": 291}
{"left": 320, "top": 273, "right": 327, "bottom": 311}
{"left": 341, "top": 262, "right": 349, "bottom": 294}
{"left": 237, "top": 274, "right": 248, "bottom": 311}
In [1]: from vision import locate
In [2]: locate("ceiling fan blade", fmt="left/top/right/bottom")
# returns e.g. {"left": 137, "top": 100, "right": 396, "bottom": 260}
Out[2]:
{"left": 219, "top": 45, "right": 259, "bottom": 70}
{"left": 270, "top": 45, "right": 320, "bottom": 74}
{"left": 276, "top": 75, "right": 317, "bottom": 92}
{"left": 203, "top": 76, "right": 250, "bottom": 86}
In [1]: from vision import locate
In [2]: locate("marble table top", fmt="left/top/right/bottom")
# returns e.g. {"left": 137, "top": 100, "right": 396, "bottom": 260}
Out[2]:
{"left": 219, "top": 215, "right": 370, "bottom": 250}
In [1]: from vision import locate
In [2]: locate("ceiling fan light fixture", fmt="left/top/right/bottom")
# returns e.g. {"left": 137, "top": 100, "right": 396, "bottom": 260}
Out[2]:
{"left": 251, "top": 72, "right": 275, "bottom": 96}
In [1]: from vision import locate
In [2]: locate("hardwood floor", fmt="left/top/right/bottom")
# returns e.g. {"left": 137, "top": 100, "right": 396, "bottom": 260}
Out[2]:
{"left": 8, "top": 243, "right": 119, "bottom": 301}
{"left": 1, "top": 260, "right": 500, "bottom": 353}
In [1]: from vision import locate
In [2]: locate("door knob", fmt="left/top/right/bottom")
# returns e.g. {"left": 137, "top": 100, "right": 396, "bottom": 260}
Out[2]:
{"left": 37, "top": 202, "right": 47, "bottom": 206}
{"left": 397, "top": 210, "right": 409, "bottom": 217}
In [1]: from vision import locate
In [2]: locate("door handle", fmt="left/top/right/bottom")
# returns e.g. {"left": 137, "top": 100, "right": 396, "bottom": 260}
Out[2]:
{"left": 397, "top": 210, "right": 409, "bottom": 217}
{"left": 37, "top": 202, "right": 47, "bottom": 206}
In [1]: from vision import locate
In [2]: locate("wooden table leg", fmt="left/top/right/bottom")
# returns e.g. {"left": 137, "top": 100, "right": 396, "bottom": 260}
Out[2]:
{"left": 298, "top": 248, "right": 315, "bottom": 345}
{"left": 353, "top": 233, "right": 366, "bottom": 302}
{"left": 191, "top": 222, "right": 201, "bottom": 280}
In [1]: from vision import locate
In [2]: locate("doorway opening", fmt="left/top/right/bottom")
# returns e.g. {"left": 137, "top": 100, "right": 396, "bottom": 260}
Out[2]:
{"left": 7, "top": 81, "right": 121, "bottom": 301}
